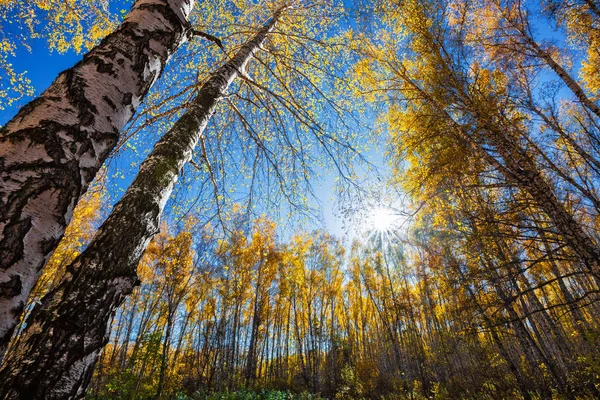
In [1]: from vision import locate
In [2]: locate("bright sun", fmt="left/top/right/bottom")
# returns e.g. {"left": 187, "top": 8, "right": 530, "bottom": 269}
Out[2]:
{"left": 365, "top": 206, "right": 398, "bottom": 232}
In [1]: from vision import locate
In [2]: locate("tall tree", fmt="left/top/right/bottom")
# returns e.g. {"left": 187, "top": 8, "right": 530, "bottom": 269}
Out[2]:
{"left": 359, "top": 0, "right": 600, "bottom": 283}
{"left": 0, "top": 7, "right": 286, "bottom": 398}
{"left": 0, "top": 0, "right": 197, "bottom": 356}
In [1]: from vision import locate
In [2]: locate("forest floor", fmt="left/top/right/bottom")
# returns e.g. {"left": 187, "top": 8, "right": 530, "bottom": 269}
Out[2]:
{"left": 171, "top": 390, "right": 324, "bottom": 400}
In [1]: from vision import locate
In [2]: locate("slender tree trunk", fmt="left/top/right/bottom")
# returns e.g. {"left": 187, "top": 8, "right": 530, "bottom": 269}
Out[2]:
{"left": 459, "top": 272, "right": 533, "bottom": 400}
{"left": 229, "top": 301, "right": 240, "bottom": 388}
{"left": 119, "top": 298, "right": 139, "bottom": 369}
{"left": 536, "top": 224, "right": 592, "bottom": 335}
{"left": 156, "top": 306, "right": 175, "bottom": 399}
{"left": 514, "top": 23, "right": 600, "bottom": 120}
{"left": 488, "top": 126, "right": 600, "bottom": 283}
{"left": 172, "top": 308, "right": 193, "bottom": 374}
{"left": 0, "top": 0, "right": 195, "bottom": 357}
{"left": 107, "top": 307, "right": 126, "bottom": 366}
{"left": 128, "top": 284, "right": 163, "bottom": 369}
{"left": 246, "top": 289, "right": 262, "bottom": 385}
{"left": 492, "top": 281, "right": 551, "bottom": 390}
{"left": 0, "top": 10, "right": 283, "bottom": 398}
{"left": 528, "top": 101, "right": 600, "bottom": 174}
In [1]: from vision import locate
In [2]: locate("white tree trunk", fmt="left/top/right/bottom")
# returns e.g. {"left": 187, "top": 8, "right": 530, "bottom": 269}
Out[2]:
{"left": 0, "top": 8, "right": 283, "bottom": 399}
{"left": 0, "top": 0, "right": 194, "bottom": 356}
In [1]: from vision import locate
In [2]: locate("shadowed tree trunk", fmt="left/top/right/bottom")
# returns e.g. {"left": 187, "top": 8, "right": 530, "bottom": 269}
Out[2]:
{"left": 0, "top": 8, "right": 284, "bottom": 399}
{"left": 0, "top": 0, "right": 195, "bottom": 357}
{"left": 246, "top": 258, "right": 267, "bottom": 386}
{"left": 454, "top": 260, "right": 534, "bottom": 400}
{"left": 481, "top": 119, "right": 600, "bottom": 285}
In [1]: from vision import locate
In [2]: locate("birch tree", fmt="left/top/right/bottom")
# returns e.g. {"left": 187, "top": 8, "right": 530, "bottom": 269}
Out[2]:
{"left": 0, "top": 7, "right": 287, "bottom": 398}
{"left": 356, "top": 0, "right": 600, "bottom": 284}
{"left": 0, "top": 0, "right": 196, "bottom": 356}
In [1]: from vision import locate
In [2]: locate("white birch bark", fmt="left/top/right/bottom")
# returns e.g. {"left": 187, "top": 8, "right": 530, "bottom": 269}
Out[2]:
{"left": 0, "top": 8, "right": 283, "bottom": 399}
{"left": 0, "top": 0, "right": 195, "bottom": 356}
{"left": 522, "top": 34, "right": 600, "bottom": 120}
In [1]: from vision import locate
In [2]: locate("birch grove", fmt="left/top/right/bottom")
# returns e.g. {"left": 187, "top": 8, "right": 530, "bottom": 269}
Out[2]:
{"left": 1, "top": 0, "right": 600, "bottom": 398}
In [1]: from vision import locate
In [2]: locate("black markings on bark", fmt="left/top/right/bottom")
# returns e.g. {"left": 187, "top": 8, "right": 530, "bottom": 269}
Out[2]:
{"left": 0, "top": 276, "right": 21, "bottom": 297}
{"left": 0, "top": 0, "right": 192, "bottom": 356}
{"left": 102, "top": 95, "right": 117, "bottom": 111}
{"left": 10, "top": 302, "right": 23, "bottom": 319}
{"left": 0, "top": 219, "right": 31, "bottom": 270}
{"left": 137, "top": 3, "right": 188, "bottom": 33}
{"left": 63, "top": 69, "right": 97, "bottom": 128}
{"left": 94, "top": 58, "right": 117, "bottom": 76}
{"left": 122, "top": 93, "right": 133, "bottom": 106}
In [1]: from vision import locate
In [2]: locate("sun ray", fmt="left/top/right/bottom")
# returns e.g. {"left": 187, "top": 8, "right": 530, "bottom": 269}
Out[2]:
{"left": 361, "top": 205, "right": 406, "bottom": 235}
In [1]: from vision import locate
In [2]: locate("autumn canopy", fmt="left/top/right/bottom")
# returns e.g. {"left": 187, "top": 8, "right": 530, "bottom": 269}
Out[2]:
{"left": 0, "top": 0, "right": 600, "bottom": 399}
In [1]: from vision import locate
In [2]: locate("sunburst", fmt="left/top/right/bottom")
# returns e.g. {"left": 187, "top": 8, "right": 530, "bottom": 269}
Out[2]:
{"left": 359, "top": 205, "right": 409, "bottom": 248}
{"left": 365, "top": 206, "right": 398, "bottom": 232}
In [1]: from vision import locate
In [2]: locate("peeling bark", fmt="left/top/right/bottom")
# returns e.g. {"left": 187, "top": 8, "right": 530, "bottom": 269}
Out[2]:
{"left": 0, "top": 9, "right": 283, "bottom": 399}
{"left": 0, "top": 0, "right": 195, "bottom": 357}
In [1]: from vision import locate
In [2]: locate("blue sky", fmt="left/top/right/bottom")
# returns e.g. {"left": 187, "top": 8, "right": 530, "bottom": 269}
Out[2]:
{"left": 4, "top": 0, "right": 574, "bottom": 242}
{"left": 0, "top": 1, "right": 386, "bottom": 241}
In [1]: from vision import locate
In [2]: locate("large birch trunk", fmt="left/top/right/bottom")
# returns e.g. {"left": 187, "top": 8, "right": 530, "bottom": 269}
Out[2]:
{"left": 0, "top": 9, "right": 283, "bottom": 399}
{"left": 0, "top": 0, "right": 194, "bottom": 356}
